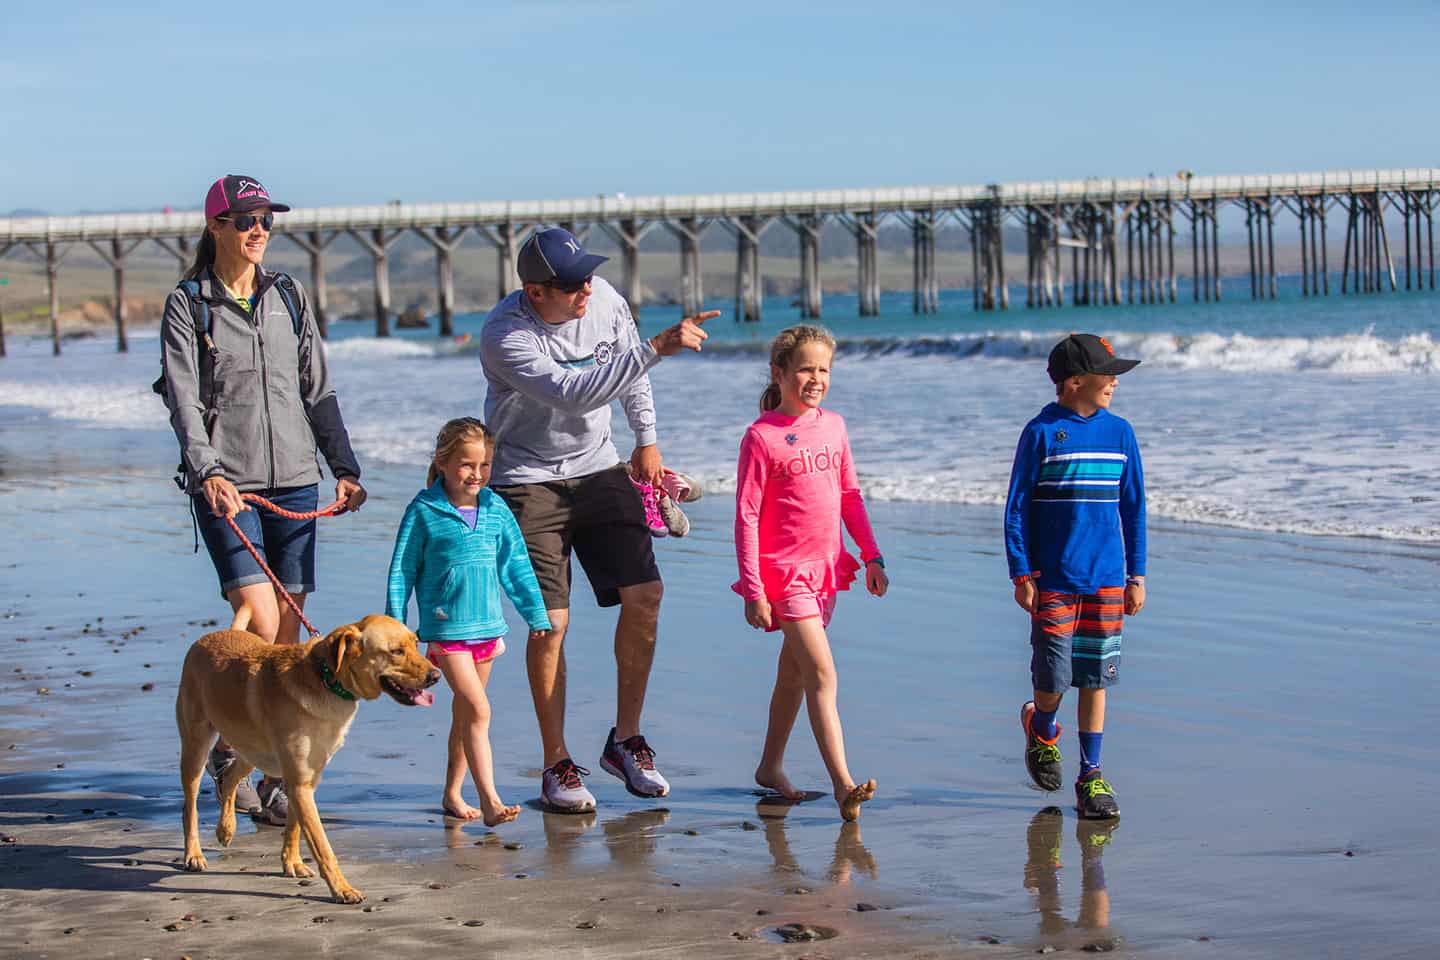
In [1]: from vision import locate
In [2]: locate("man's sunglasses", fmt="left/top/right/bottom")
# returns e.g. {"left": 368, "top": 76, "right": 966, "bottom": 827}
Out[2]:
{"left": 546, "top": 275, "right": 592, "bottom": 294}
{"left": 217, "top": 212, "right": 274, "bottom": 232}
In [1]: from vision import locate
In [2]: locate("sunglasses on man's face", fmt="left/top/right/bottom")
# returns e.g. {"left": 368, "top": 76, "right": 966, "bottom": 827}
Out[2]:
{"left": 217, "top": 212, "right": 274, "bottom": 232}
{"left": 546, "top": 275, "right": 592, "bottom": 294}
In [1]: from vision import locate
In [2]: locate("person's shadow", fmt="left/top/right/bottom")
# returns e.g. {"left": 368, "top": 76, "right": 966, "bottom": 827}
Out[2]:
{"left": 1023, "top": 806, "right": 1120, "bottom": 950}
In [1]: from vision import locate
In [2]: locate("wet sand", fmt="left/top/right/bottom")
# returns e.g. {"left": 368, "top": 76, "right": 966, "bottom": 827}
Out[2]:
{"left": 3, "top": 413, "right": 1440, "bottom": 958}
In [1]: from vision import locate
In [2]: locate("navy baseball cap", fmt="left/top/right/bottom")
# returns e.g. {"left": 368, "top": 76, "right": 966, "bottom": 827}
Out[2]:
{"left": 1047, "top": 333, "right": 1140, "bottom": 383}
{"left": 517, "top": 227, "right": 608, "bottom": 285}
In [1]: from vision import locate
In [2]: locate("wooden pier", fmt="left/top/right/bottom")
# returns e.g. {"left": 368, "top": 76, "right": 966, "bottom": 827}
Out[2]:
{"left": 0, "top": 168, "right": 1436, "bottom": 354}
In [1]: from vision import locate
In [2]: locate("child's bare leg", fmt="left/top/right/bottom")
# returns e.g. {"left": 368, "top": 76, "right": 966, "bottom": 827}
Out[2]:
{"left": 755, "top": 643, "right": 806, "bottom": 802}
{"left": 779, "top": 617, "right": 876, "bottom": 820}
{"left": 1077, "top": 688, "right": 1106, "bottom": 732}
{"left": 1033, "top": 690, "right": 1064, "bottom": 713}
{"left": 436, "top": 654, "right": 519, "bottom": 826}
{"left": 442, "top": 723, "right": 476, "bottom": 818}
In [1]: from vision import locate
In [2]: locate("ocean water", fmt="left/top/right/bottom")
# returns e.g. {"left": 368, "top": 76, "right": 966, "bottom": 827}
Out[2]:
{"left": 1, "top": 279, "right": 1436, "bottom": 542}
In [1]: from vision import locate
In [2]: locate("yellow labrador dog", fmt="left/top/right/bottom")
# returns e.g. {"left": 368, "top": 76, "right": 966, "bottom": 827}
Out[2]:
{"left": 176, "top": 614, "right": 439, "bottom": 903}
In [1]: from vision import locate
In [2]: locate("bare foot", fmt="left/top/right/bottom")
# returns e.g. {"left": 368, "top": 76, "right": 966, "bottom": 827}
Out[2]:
{"left": 442, "top": 796, "right": 484, "bottom": 821}
{"left": 837, "top": 778, "right": 877, "bottom": 822}
{"left": 482, "top": 802, "right": 522, "bottom": 827}
{"left": 755, "top": 766, "right": 806, "bottom": 803}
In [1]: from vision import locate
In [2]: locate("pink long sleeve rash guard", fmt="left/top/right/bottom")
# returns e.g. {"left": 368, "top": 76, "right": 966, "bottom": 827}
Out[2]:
{"left": 732, "top": 407, "right": 881, "bottom": 603}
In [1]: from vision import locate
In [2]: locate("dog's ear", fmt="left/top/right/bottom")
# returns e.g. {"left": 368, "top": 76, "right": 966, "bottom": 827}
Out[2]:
{"left": 328, "top": 623, "right": 364, "bottom": 676}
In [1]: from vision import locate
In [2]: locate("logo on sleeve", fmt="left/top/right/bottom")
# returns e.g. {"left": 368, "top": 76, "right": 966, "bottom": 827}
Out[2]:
{"left": 593, "top": 340, "right": 615, "bottom": 365}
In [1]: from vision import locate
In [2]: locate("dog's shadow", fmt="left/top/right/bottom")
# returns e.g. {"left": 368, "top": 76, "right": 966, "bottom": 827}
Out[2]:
{"left": 0, "top": 841, "right": 313, "bottom": 900}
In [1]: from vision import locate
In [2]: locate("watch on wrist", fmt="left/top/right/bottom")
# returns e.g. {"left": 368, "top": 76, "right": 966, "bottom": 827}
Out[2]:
{"left": 866, "top": 556, "right": 885, "bottom": 569}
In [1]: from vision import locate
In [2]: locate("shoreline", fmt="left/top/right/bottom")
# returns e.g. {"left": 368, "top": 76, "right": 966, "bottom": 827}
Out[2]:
{"left": 4, "top": 468, "right": 1440, "bottom": 956}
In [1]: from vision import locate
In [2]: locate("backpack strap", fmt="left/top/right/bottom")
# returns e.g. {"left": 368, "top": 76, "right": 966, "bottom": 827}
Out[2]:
{"left": 272, "top": 272, "right": 305, "bottom": 338}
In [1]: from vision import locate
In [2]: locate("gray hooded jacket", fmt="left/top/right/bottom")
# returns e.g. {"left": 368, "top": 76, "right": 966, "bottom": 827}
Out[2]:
{"left": 160, "top": 267, "right": 360, "bottom": 494}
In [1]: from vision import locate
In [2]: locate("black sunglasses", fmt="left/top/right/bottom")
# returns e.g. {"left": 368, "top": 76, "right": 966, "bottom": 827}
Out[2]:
{"left": 546, "top": 275, "right": 592, "bottom": 294}
{"left": 217, "top": 212, "right": 274, "bottom": 232}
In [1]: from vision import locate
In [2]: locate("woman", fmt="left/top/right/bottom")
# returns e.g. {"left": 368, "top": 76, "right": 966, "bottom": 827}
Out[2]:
{"left": 160, "top": 174, "right": 366, "bottom": 824}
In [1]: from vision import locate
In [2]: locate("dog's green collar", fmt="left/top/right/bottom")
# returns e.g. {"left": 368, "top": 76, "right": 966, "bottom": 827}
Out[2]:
{"left": 315, "top": 657, "right": 356, "bottom": 701}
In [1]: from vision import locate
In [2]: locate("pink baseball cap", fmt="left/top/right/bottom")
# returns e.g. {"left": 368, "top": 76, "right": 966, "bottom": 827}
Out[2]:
{"left": 204, "top": 174, "right": 292, "bottom": 220}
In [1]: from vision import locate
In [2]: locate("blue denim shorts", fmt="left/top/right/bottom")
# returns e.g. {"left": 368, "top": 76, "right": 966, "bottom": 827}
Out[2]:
{"left": 193, "top": 484, "right": 318, "bottom": 598}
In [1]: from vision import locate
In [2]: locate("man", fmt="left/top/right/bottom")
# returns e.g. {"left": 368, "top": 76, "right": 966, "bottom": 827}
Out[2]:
{"left": 480, "top": 227, "right": 716, "bottom": 812}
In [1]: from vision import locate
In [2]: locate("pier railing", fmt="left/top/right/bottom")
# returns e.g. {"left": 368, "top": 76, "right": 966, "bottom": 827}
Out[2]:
{"left": 1, "top": 167, "right": 1436, "bottom": 355}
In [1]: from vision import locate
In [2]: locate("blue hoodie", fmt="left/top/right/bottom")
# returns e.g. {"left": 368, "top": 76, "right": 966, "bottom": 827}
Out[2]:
{"left": 386, "top": 482, "right": 551, "bottom": 641}
{"left": 1004, "top": 403, "right": 1146, "bottom": 592}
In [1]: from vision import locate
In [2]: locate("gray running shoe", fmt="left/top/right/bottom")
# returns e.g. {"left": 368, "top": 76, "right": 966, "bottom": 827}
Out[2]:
{"left": 254, "top": 777, "right": 290, "bottom": 826}
{"left": 541, "top": 759, "right": 597, "bottom": 813}
{"left": 206, "top": 744, "right": 261, "bottom": 814}
{"left": 600, "top": 727, "right": 671, "bottom": 798}
{"left": 657, "top": 492, "right": 690, "bottom": 537}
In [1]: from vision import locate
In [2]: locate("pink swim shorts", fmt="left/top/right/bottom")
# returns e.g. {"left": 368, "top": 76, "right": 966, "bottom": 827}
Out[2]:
{"left": 426, "top": 637, "right": 506, "bottom": 665}
{"left": 768, "top": 592, "right": 837, "bottom": 630}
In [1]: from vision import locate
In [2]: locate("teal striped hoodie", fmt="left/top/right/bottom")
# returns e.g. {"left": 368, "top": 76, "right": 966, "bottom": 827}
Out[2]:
{"left": 386, "top": 482, "right": 551, "bottom": 641}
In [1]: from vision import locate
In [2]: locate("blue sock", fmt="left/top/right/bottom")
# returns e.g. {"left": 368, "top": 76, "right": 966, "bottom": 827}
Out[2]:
{"left": 1031, "top": 706, "right": 1059, "bottom": 741}
{"left": 1078, "top": 731, "right": 1103, "bottom": 775}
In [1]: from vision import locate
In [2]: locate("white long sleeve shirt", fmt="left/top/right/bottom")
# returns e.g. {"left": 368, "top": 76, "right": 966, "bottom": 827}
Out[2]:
{"left": 480, "top": 276, "right": 660, "bottom": 484}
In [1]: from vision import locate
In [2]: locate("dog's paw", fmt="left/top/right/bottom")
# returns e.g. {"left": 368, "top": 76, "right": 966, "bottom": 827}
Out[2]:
{"left": 216, "top": 815, "right": 237, "bottom": 847}
{"left": 183, "top": 851, "right": 208, "bottom": 872}
{"left": 331, "top": 884, "right": 365, "bottom": 904}
{"left": 282, "top": 859, "right": 315, "bottom": 879}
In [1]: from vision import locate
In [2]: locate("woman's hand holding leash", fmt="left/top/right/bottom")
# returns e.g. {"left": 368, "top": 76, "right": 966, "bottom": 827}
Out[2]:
{"left": 745, "top": 598, "right": 773, "bottom": 631}
{"left": 336, "top": 476, "right": 367, "bottom": 513}
{"left": 202, "top": 476, "right": 247, "bottom": 518}
{"left": 649, "top": 310, "right": 720, "bottom": 356}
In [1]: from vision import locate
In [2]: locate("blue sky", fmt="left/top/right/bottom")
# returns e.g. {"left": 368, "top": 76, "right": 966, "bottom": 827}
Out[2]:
{"left": 3, "top": 1, "right": 1435, "bottom": 214}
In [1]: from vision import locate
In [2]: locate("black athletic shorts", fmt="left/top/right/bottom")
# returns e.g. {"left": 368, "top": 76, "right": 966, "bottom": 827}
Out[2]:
{"left": 492, "top": 463, "right": 661, "bottom": 610}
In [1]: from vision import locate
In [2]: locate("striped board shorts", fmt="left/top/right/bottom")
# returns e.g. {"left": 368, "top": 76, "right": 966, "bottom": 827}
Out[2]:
{"left": 1029, "top": 587, "right": 1123, "bottom": 691}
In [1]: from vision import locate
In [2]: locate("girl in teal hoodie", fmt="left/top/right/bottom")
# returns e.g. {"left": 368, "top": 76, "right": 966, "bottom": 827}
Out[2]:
{"left": 387, "top": 418, "right": 550, "bottom": 826}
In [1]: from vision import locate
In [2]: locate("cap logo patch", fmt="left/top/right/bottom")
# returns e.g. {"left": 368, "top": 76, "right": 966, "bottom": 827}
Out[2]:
{"left": 563, "top": 238, "right": 580, "bottom": 254}
{"left": 1098, "top": 336, "right": 1115, "bottom": 356}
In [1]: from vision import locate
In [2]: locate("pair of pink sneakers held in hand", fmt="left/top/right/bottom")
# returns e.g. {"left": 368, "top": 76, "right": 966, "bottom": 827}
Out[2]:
{"left": 632, "top": 469, "right": 702, "bottom": 538}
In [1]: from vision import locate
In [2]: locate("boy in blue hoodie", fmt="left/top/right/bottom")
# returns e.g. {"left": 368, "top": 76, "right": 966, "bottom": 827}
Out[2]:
{"left": 1004, "top": 334, "right": 1146, "bottom": 819}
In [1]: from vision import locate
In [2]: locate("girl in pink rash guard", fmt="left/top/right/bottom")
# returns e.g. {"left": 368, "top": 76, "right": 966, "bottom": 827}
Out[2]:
{"left": 732, "top": 325, "right": 890, "bottom": 822}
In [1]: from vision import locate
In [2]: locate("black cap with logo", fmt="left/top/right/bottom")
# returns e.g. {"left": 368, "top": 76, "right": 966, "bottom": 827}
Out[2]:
{"left": 1046, "top": 333, "right": 1141, "bottom": 384}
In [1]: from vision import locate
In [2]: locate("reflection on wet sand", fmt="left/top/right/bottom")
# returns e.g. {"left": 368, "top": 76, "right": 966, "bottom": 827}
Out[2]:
{"left": 1023, "top": 806, "right": 1121, "bottom": 951}
{"left": 755, "top": 798, "right": 878, "bottom": 884}
{"left": 542, "top": 808, "right": 598, "bottom": 867}
{"left": 603, "top": 807, "right": 670, "bottom": 868}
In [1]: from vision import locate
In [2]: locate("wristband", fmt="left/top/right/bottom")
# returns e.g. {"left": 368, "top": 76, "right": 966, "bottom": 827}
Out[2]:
{"left": 1126, "top": 576, "right": 1145, "bottom": 586}
{"left": 866, "top": 556, "right": 885, "bottom": 569}
{"left": 1013, "top": 572, "right": 1040, "bottom": 586}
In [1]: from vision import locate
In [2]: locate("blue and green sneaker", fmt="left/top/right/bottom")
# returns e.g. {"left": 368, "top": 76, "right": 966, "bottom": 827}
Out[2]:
{"left": 1020, "top": 701, "right": 1063, "bottom": 792}
{"left": 1075, "top": 769, "right": 1120, "bottom": 820}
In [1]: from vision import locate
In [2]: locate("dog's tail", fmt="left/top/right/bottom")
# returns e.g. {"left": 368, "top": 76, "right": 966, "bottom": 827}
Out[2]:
{"left": 230, "top": 606, "right": 252, "bottom": 633}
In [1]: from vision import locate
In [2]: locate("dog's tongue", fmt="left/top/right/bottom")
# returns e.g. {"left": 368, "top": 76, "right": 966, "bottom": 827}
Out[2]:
{"left": 413, "top": 688, "right": 435, "bottom": 707}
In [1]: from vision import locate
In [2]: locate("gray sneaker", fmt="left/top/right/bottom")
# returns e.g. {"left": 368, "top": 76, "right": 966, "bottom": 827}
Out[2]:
{"left": 206, "top": 745, "right": 261, "bottom": 814}
{"left": 541, "top": 759, "right": 597, "bottom": 813}
{"left": 657, "top": 493, "right": 690, "bottom": 537}
{"left": 600, "top": 727, "right": 671, "bottom": 798}
{"left": 254, "top": 778, "right": 290, "bottom": 826}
